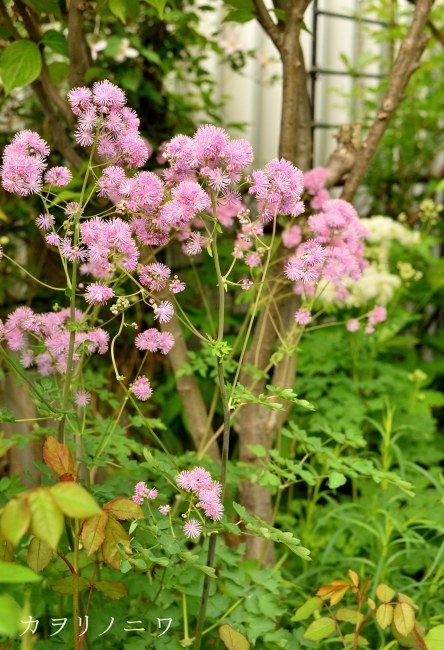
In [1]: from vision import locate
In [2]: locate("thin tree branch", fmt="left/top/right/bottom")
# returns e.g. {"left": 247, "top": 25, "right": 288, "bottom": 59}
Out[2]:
{"left": 341, "top": 0, "right": 434, "bottom": 201}
{"left": 252, "top": 0, "right": 283, "bottom": 51}
{"left": 68, "top": 0, "right": 91, "bottom": 88}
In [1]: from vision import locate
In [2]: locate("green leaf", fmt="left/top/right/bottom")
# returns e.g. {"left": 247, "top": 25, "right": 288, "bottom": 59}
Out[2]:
{"left": 29, "top": 488, "right": 64, "bottom": 550}
{"left": 328, "top": 472, "right": 347, "bottom": 489}
{"left": 0, "top": 594, "right": 21, "bottom": 637}
{"left": 50, "top": 483, "right": 101, "bottom": 519}
{"left": 0, "top": 40, "right": 42, "bottom": 95}
{"left": 144, "top": 0, "right": 167, "bottom": 20}
{"left": 0, "top": 560, "right": 42, "bottom": 583}
{"left": 109, "top": 0, "right": 140, "bottom": 21}
{"left": 292, "top": 596, "right": 323, "bottom": 621}
{"left": 304, "top": 617, "right": 336, "bottom": 641}
{"left": 95, "top": 580, "right": 128, "bottom": 599}
{"left": 232, "top": 502, "right": 311, "bottom": 561}
{"left": 41, "top": 30, "right": 68, "bottom": 57}
{"left": 23, "top": 0, "right": 60, "bottom": 14}
{"left": 52, "top": 576, "right": 90, "bottom": 595}
{"left": 344, "top": 634, "right": 368, "bottom": 647}
{"left": 425, "top": 625, "right": 444, "bottom": 650}
{"left": 219, "top": 624, "right": 250, "bottom": 650}
{"left": 0, "top": 407, "right": 16, "bottom": 422}
{"left": 0, "top": 497, "right": 31, "bottom": 545}
{"left": 223, "top": 9, "right": 255, "bottom": 23}
{"left": 27, "top": 537, "right": 53, "bottom": 573}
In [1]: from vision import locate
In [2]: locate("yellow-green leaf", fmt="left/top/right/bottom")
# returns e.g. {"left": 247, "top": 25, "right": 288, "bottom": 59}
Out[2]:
{"left": 348, "top": 569, "right": 359, "bottom": 588}
{"left": 344, "top": 633, "right": 368, "bottom": 647}
{"left": 304, "top": 617, "right": 336, "bottom": 641}
{"left": 102, "top": 517, "right": 132, "bottom": 570}
{"left": 376, "top": 604, "right": 394, "bottom": 630}
{"left": 219, "top": 624, "right": 250, "bottom": 650}
{"left": 103, "top": 497, "right": 144, "bottom": 520}
{"left": 424, "top": 624, "right": 444, "bottom": 650}
{"left": 376, "top": 583, "right": 396, "bottom": 603}
{"left": 29, "top": 489, "right": 64, "bottom": 550}
{"left": 0, "top": 497, "right": 31, "bottom": 545}
{"left": 336, "top": 608, "right": 364, "bottom": 625}
{"left": 95, "top": 580, "right": 128, "bottom": 600}
{"left": 292, "top": 596, "right": 323, "bottom": 621}
{"left": 27, "top": 537, "right": 53, "bottom": 573}
{"left": 0, "top": 560, "right": 42, "bottom": 583}
{"left": 0, "top": 594, "right": 22, "bottom": 637}
{"left": 50, "top": 483, "right": 101, "bottom": 519}
{"left": 81, "top": 512, "right": 108, "bottom": 556}
{"left": 393, "top": 602, "right": 415, "bottom": 637}
{"left": 0, "top": 534, "right": 13, "bottom": 562}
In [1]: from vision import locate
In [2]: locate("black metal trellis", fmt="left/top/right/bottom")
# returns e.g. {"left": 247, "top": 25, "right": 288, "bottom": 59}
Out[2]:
{"left": 309, "top": 0, "right": 388, "bottom": 138}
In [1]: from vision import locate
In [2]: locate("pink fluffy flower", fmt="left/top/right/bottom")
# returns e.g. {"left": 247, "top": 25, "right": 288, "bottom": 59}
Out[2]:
{"left": 368, "top": 305, "right": 387, "bottom": 326}
{"left": 159, "top": 504, "right": 171, "bottom": 516}
{"left": 36, "top": 213, "right": 55, "bottom": 231}
{"left": 347, "top": 319, "right": 360, "bottom": 332}
{"left": 45, "top": 166, "right": 72, "bottom": 187}
{"left": 1, "top": 130, "right": 49, "bottom": 196}
{"left": 84, "top": 283, "right": 115, "bottom": 304}
{"left": 294, "top": 308, "right": 312, "bottom": 325}
{"left": 139, "top": 262, "right": 171, "bottom": 291}
{"left": 169, "top": 276, "right": 186, "bottom": 294}
{"left": 249, "top": 158, "right": 304, "bottom": 221}
{"left": 74, "top": 390, "right": 91, "bottom": 406}
{"left": 183, "top": 519, "right": 202, "bottom": 539}
{"left": 132, "top": 481, "right": 158, "bottom": 505}
{"left": 282, "top": 225, "right": 302, "bottom": 249}
{"left": 304, "top": 167, "right": 328, "bottom": 195}
{"left": 130, "top": 375, "right": 153, "bottom": 401}
{"left": 152, "top": 300, "right": 174, "bottom": 323}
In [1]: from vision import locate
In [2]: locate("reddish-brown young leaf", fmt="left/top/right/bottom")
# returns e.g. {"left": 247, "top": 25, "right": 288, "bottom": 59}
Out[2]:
{"left": 103, "top": 498, "right": 144, "bottom": 521}
{"left": 81, "top": 512, "right": 108, "bottom": 556}
{"left": 43, "top": 436, "right": 75, "bottom": 479}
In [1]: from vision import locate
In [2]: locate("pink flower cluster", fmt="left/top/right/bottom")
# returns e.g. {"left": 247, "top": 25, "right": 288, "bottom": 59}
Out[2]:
{"left": 304, "top": 167, "right": 329, "bottom": 209}
{"left": 177, "top": 467, "right": 224, "bottom": 523}
{"left": 79, "top": 217, "right": 139, "bottom": 278}
{"left": 365, "top": 305, "right": 387, "bottom": 334}
{"left": 164, "top": 125, "right": 253, "bottom": 187}
{"left": 286, "top": 199, "right": 368, "bottom": 299}
{"left": 132, "top": 481, "right": 158, "bottom": 505}
{"left": 68, "top": 81, "right": 152, "bottom": 168}
{"left": 1, "top": 306, "right": 109, "bottom": 375}
{"left": 249, "top": 158, "right": 305, "bottom": 222}
{"left": 135, "top": 328, "right": 175, "bottom": 354}
{"left": 1, "top": 130, "right": 49, "bottom": 195}
{"left": 130, "top": 375, "right": 153, "bottom": 401}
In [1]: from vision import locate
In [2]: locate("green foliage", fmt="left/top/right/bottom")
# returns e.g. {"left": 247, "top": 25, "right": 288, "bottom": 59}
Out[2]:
{"left": 0, "top": 40, "right": 42, "bottom": 95}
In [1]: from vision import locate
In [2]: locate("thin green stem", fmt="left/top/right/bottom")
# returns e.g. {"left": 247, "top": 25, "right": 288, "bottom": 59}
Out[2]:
{"left": 194, "top": 193, "right": 231, "bottom": 650}
{"left": 2, "top": 253, "right": 65, "bottom": 291}
{"left": 73, "top": 522, "right": 80, "bottom": 650}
